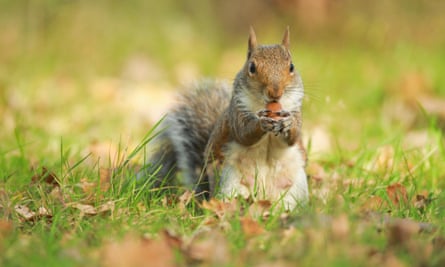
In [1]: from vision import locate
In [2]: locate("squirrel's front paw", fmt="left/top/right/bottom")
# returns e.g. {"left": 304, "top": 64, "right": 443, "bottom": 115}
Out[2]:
{"left": 259, "top": 116, "right": 277, "bottom": 132}
{"left": 277, "top": 116, "right": 293, "bottom": 134}
{"left": 258, "top": 109, "right": 293, "bottom": 135}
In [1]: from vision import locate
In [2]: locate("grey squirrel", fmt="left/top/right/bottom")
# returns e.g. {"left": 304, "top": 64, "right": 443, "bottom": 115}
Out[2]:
{"left": 142, "top": 27, "right": 309, "bottom": 209}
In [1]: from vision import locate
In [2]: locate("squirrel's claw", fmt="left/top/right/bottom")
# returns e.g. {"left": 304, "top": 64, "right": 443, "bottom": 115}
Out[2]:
{"left": 277, "top": 110, "right": 291, "bottom": 118}
{"left": 259, "top": 117, "right": 276, "bottom": 132}
{"left": 273, "top": 116, "right": 293, "bottom": 135}
{"left": 257, "top": 109, "right": 271, "bottom": 118}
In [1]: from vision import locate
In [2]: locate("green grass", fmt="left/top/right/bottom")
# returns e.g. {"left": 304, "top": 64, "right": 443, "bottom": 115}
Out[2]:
{"left": 1, "top": 1, "right": 445, "bottom": 267}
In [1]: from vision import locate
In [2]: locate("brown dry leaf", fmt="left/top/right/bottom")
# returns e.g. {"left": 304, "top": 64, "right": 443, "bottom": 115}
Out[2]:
{"left": 402, "top": 130, "right": 433, "bottom": 150}
{"left": 0, "top": 189, "right": 11, "bottom": 218}
{"left": 361, "top": 196, "right": 385, "bottom": 211}
{"left": 433, "top": 236, "right": 445, "bottom": 254}
{"left": 387, "top": 218, "right": 420, "bottom": 247}
{"left": 37, "top": 207, "right": 51, "bottom": 217}
{"left": 31, "top": 166, "right": 59, "bottom": 186}
{"left": 161, "top": 195, "right": 179, "bottom": 207}
{"left": 178, "top": 190, "right": 194, "bottom": 212}
{"left": 240, "top": 216, "right": 265, "bottom": 238}
{"left": 306, "top": 162, "right": 326, "bottom": 182}
{"left": 102, "top": 234, "right": 175, "bottom": 267}
{"left": 79, "top": 178, "right": 96, "bottom": 196}
{"left": 202, "top": 198, "right": 238, "bottom": 219}
{"left": 185, "top": 229, "right": 229, "bottom": 265}
{"left": 330, "top": 214, "right": 349, "bottom": 240}
{"left": 255, "top": 261, "right": 294, "bottom": 267}
{"left": 248, "top": 200, "right": 272, "bottom": 219}
{"left": 99, "top": 168, "right": 112, "bottom": 192}
{"left": 369, "top": 251, "right": 406, "bottom": 267}
{"left": 413, "top": 190, "right": 431, "bottom": 210}
{"left": 366, "top": 145, "right": 395, "bottom": 172}
{"left": 280, "top": 226, "right": 303, "bottom": 247}
{"left": 78, "top": 168, "right": 112, "bottom": 196}
{"left": 386, "top": 183, "right": 409, "bottom": 206}
{"left": 0, "top": 220, "right": 13, "bottom": 238}
{"left": 15, "top": 205, "right": 35, "bottom": 220}
{"left": 71, "top": 201, "right": 114, "bottom": 216}
{"left": 71, "top": 203, "right": 97, "bottom": 215}
{"left": 162, "top": 229, "right": 183, "bottom": 250}
{"left": 98, "top": 201, "right": 115, "bottom": 214}
{"left": 15, "top": 205, "right": 52, "bottom": 222}
{"left": 392, "top": 71, "right": 431, "bottom": 103}
{"left": 418, "top": 96, "right": 445, "bottom": 121}
{"left": 49, "top": 186, "right": 65, "bottom": 204}
{"left": 87, "top": 141, "right": 122, "bottom": 168}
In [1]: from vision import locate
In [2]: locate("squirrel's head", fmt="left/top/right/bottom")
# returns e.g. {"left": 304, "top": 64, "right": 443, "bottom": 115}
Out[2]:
{"left": 242, "top": 27, "right": 298, "bottom": 103}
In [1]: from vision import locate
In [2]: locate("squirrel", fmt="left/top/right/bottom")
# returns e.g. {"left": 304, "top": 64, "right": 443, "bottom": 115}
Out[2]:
{"left": 142, "top": 27, "right": 309, "bottom": 210}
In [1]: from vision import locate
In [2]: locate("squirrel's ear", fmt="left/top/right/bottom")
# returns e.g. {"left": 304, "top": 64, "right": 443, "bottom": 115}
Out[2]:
{"left": 248, "top": 26, "right": 257, "bottom": 58}
{"left": 282, "top": 26, "right": 290, "bottom": 49}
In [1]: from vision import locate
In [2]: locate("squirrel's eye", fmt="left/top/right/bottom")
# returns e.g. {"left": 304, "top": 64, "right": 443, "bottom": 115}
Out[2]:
{"left": 248, "top": 62, "right": 256, "bottom": 75}
{"left": 289, "top": 63, "right": 295, "bottom": 73}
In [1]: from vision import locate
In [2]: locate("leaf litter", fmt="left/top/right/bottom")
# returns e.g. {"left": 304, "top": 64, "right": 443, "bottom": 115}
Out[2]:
{"left": 4, "top": 132, "right": 443, "bottom": 266}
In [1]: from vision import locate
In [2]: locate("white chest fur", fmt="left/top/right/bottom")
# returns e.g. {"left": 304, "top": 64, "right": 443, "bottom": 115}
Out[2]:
{"left": 219, "top": 133, "right": 308, "bottom": 210}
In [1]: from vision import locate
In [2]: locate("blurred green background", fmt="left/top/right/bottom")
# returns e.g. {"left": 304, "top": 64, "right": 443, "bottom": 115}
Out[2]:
{"left": 1, "top": 0, "right": 444, "bottom": 157}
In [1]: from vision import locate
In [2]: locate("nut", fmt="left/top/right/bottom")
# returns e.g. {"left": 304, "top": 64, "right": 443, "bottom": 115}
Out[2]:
{"left": 265, "top": 101, "right": 282, "bottom": 119}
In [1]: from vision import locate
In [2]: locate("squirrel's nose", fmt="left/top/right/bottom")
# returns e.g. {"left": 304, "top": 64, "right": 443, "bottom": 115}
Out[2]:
{"left": 268, "top": 95, "right": 280, "bottom": 101}
{"left": 267, "top": 86, "right": 283, "bottom": 101}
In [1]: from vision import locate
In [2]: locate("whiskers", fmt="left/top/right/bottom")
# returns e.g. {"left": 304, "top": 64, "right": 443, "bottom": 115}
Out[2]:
{"left": 301, "top": 82, "right": 325, "bottom": 104}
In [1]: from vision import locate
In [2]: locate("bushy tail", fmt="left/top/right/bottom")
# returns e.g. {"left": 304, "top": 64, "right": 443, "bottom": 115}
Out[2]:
{"left": 140, "top": 79, "right": 231, "bottom": 195}
{"left": 138, "top": 130, "right": 178, "bottom": 188}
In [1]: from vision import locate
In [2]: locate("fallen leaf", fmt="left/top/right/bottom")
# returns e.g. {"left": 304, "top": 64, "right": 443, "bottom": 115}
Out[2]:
{"left": 202, "top": 198, "right": 238, "bottom": 219}
{"left": 162, "top": 229, "right": 183, "bottom": 250}
{"left": 369, "top": 251, "right": 406, "bottom": 267}
{"left": 98, "top": 201, "right": 115, "bottom": 214}
{"left": 433, "top": 236, "right": 445, "bottom": 253}
{"left": 49, "top": 186, "right": 65, "bottom": 204}
{"left": 361, "top": 196, "right": 385, "bottom": 211}
{"left": 255, "top": 261, "right": 294, "bottom": 267}
{"left": 0, "top": 189, "right": 11, "bottom": 218}
{"left": 365, "top": 146, "right": 395, "bottom": 172}
{"left": 99, "top": 168, "right": 112, "bottom": 192}
{"left": 306, "top": 162, "right": 326, "bottom": 182}
{"left": 31, "top": 166, "right": 59, "bottom": 186}
{"left": 71, "top": 201, "right": 114, "bottom": 216}
{"left": 248, "top": 200, "right": 272, "bottom": 219}
{"left": 185, "top": 229, "right": 229, "bottom": 265}
{"left": 37, "top": 207, "right": 51, "bottom": 217}
{"left": 402, "top": 130, "right": 433, "bottom": 149}
{"left": 72, "top": 203, "right": 97, "bottom": 215}
{"left": 0, "top": 219, "right": 13, "bottom": 238}
{"left": 386, "top": 183, "right": 408, "bottom": 206}
{"left": 330, "top": 214, "right": 349, "bottom": 240}
{"left": 387, "top": 218, "right": 420, "bottom": 247}
{"left": 14, "top": 205, "right": 52, "bottom": 222}
{"left": 87, "top": 141, "right": 122, "bottom": 168}
{"left": 391, "top": 71, "right": 431, "bottom": 104}
{"left": 178, "top": 190, "right": 194, "bottom": 212}
{"left": 413, "top": 190, "right": 432, "bottom": 210}
{"left": 79, "top": 178, "right": 96, "bottom": 196}
{"left": 240, "top": 217, "right": 265, "bottom": 238}
{"left": 418, "top": 96, "right": 445, "bottom": 123}
{"left": 15, "top": 205, "right": 35, "bottom": 220}
{"left": 102, "top": 234, "right": 175, "bottom": 267}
